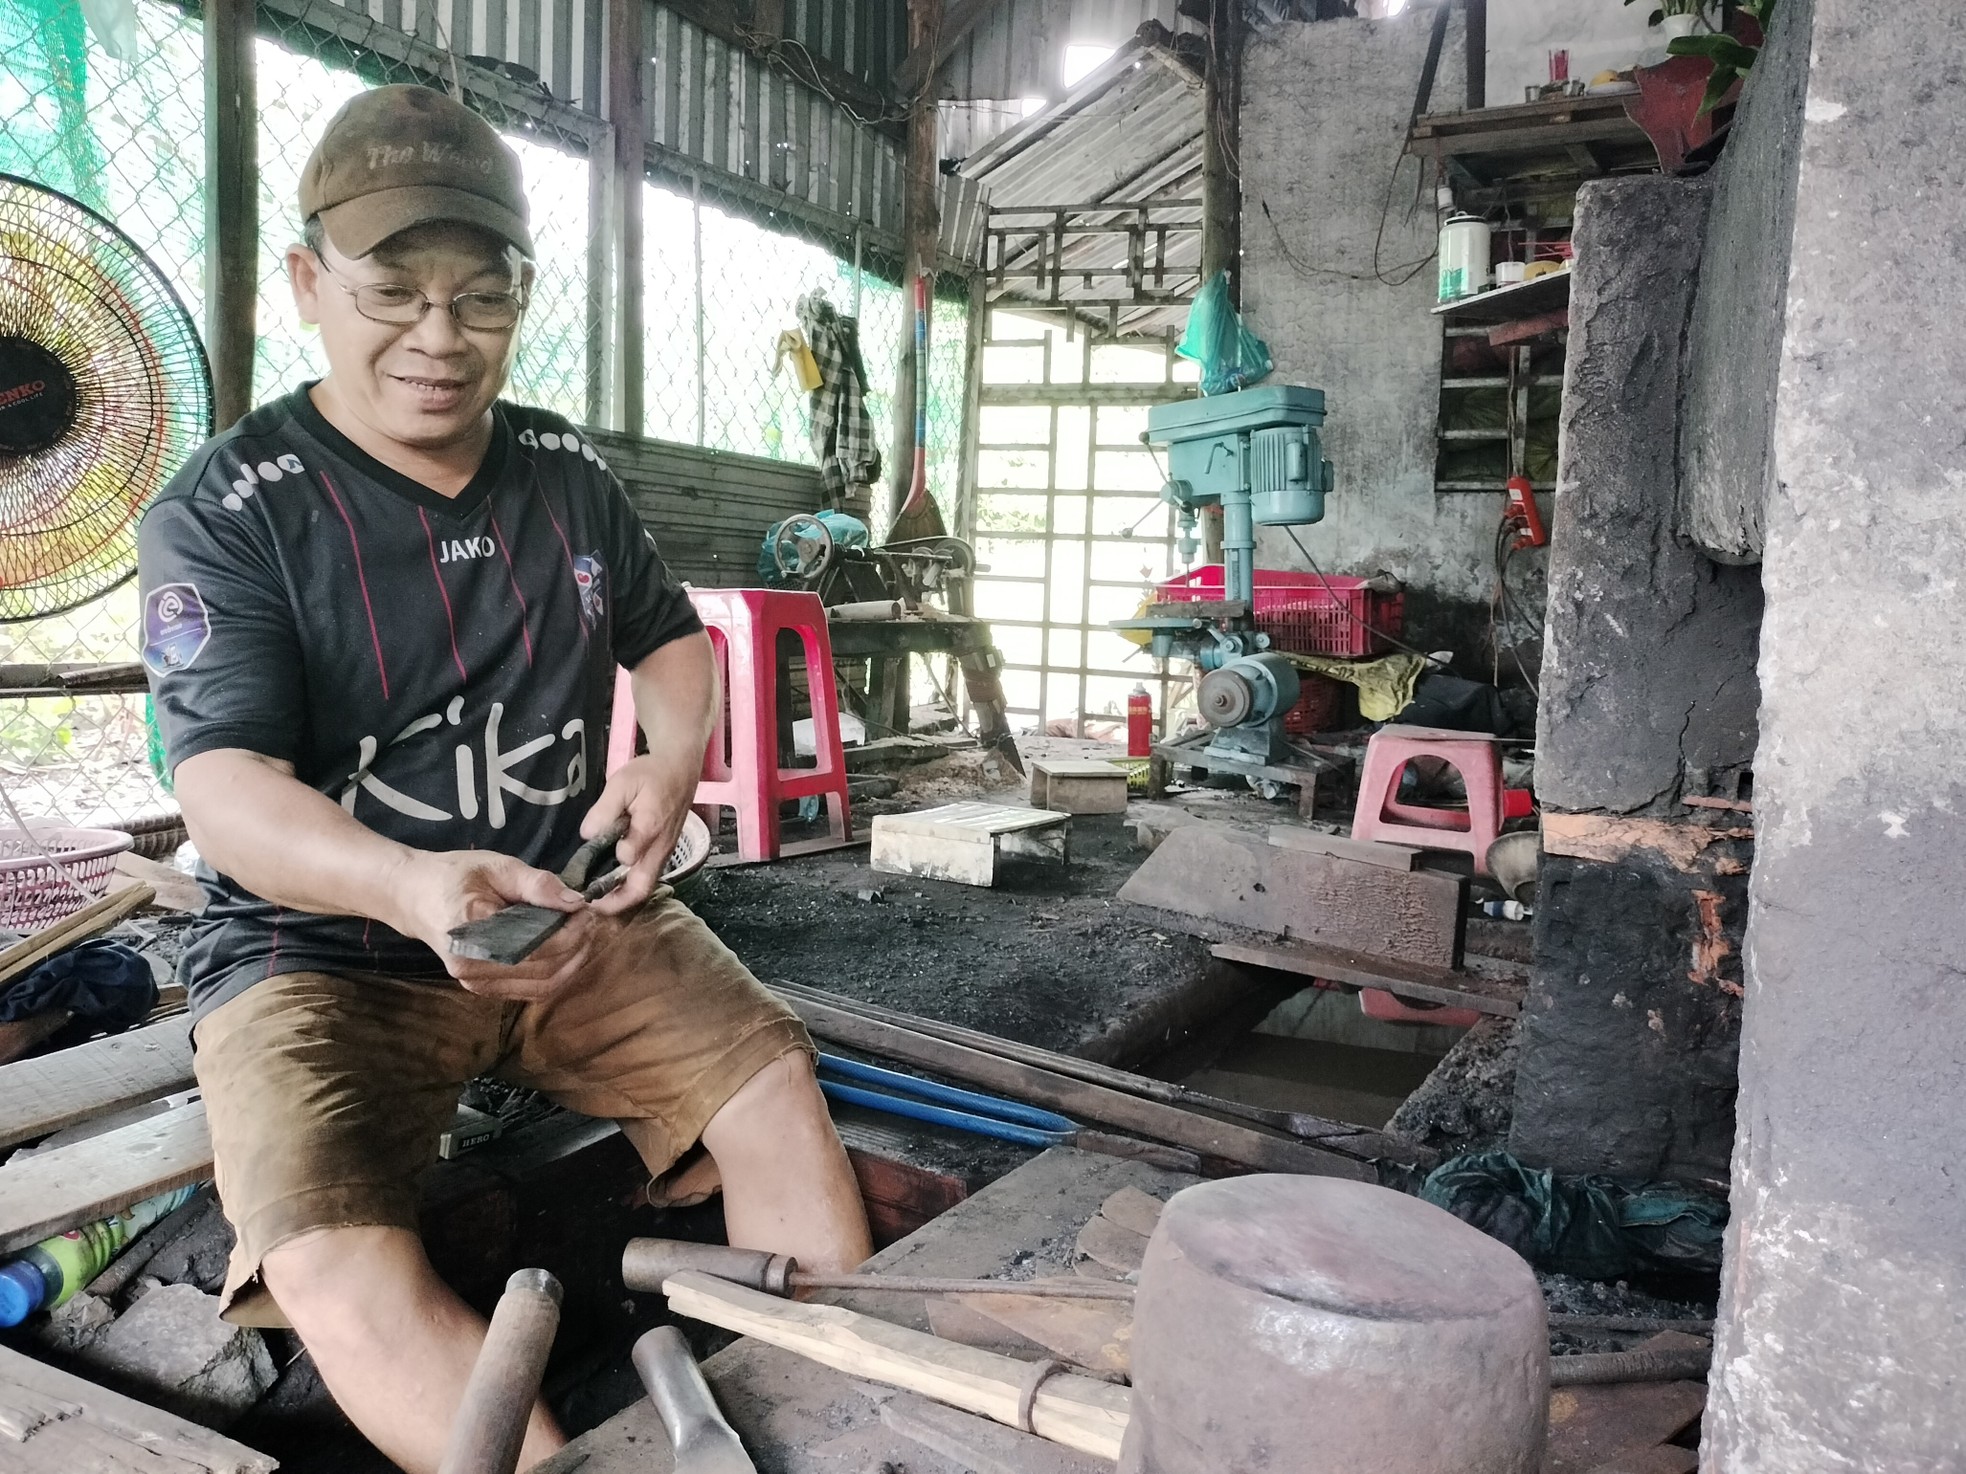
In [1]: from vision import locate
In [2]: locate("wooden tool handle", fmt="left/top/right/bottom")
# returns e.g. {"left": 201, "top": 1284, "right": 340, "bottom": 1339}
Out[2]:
{"left": 662, "top": 1270, "right": 1129, "bottom": 1460}
{"left": 436, "top": 1269, "right": 561, "bottom": 1474}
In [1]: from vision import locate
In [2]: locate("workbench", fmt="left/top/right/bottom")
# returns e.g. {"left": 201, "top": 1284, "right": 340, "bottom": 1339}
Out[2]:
{"left": 536, "top": 1148, "right": 1197, "bottom": 1473}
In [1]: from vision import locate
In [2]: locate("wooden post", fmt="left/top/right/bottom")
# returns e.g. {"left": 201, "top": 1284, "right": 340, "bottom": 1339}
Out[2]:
{"left": 609, "top": 0, "right": 646, "bottom": 436}
{"left": 203, "top": 0, "right": 257, "bottom": 431}
{"left": 585, "top": 125, "right": 617, "bottom": 429}
{"left": 889, "top": 0, "right": 942, "bottom": 525}
{"left": 1464, "top": 0, "right": 1486, "bottom": 111}
{"left": 1199, "top": 0, "right": 1242, "bottom": 306}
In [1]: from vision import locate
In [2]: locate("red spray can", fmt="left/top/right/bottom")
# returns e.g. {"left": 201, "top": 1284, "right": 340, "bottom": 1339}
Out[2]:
{"left": 1127, "top": 683, "right": 1154, "bottom": 757}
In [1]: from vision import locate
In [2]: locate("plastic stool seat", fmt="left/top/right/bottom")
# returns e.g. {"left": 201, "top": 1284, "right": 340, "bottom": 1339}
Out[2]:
{"left": 1351, "top": 724, "right": 1505, "bottom": 874}
{"left": 612, "top": 588, "right": 852, "bottom": 863}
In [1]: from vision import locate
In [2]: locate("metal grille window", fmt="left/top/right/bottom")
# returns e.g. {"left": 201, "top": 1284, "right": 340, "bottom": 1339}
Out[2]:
{"left": 969, "top": 308, "right": 1198, "bottom": 736}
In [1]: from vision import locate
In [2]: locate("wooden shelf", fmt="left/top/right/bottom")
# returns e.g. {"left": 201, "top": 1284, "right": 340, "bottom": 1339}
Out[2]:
{"left": 1435, "top": 480, "right": 1556, "bottom": 493}
{"left": 1433, "top": 268, "right": 1571, "bottom": 322}
{"left": 1442, "top": 374, "right": 1566, "bottom": 389}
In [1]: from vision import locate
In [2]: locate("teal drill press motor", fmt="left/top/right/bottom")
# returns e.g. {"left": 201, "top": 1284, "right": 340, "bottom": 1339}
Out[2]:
{"left": 1116, "top": 385, "right": 1336, "bottom": 764}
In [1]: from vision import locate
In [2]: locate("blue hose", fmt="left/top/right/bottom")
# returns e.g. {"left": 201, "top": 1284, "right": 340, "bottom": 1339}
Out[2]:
{"left": 815, "top": 1053, "right": 1077, "bottom": 1148}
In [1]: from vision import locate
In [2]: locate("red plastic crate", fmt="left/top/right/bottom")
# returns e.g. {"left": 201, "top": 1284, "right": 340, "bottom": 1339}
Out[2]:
{"left": 1157, "top": 564, "right": 1405, "bottom": 658}
{"left": 1283, "top": 673, "right": 1343, "bottom": 735}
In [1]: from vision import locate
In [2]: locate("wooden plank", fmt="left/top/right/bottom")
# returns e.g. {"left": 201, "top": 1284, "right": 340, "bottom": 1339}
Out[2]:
{"left": 1118, "top": 821, "right": 1466, "bottom": 969}
{"left": 0, "top": 1102, "right": 212, "bottom": 1255}
{"left": 115, "top": 852, "right": 205, "bottom": 912}
{"left": 780, "top": 994, "right": 1373, "bottom": 1181}
{"left": 878, "top": 802, "right": 1068, "bottom": 840}
{"left": 0, "top": 1343, "right": 275, "bottom": 1473}
{"left": 0, "top": 1014, "right": 195, "bottom": 1150}
{"left": 1544, "top": 1378, "right": 1704, "bottom": 1474}
{"left": 1542, "top": 812, "right": 1753, "bottom": 873}
{"left": 870, "top": 827, "right": 999, "bottom": 886}
{"left": 1030, "top": 761, "right": 1128, "bottom": 815}
{"left": 1211, "top": 939, "right": 1523, "bottom": 1019}
{"left": 1267, "top": 825, "right": 1421, "bottom": 870}
{"left": 0, "top": 883, "right": 155, "bottom": 989}
{"left": 662, "top": 1271, "right": 1132, "bottom": 1460}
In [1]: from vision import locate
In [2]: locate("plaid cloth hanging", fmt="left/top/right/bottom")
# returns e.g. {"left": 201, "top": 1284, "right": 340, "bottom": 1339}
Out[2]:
{"left": 797, "top": 290, "right": 880, "bottom": 514}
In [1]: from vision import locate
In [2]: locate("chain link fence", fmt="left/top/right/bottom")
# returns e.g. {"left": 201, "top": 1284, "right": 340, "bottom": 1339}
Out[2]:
{"left": 1, "top": 0, "right": 969, "bottom": 826}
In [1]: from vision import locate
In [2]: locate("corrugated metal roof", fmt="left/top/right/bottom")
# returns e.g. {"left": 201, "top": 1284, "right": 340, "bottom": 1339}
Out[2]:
{"left": 958, "top": 38, "right": 1203, "bottom": 331}
{"left": 936, "top": 0, "right": 1199, "bottom": 102}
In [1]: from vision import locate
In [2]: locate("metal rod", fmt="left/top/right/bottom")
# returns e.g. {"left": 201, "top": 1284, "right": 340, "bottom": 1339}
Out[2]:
{"left": 792, "top": 1272, "right": 1134, "bottom": 1300}
{"left": 1549, "top": 1346, "right": 1712, "bottom": 1387}
{"left": 1548, "top": 1315, "right": 1715, "bottom": 1335}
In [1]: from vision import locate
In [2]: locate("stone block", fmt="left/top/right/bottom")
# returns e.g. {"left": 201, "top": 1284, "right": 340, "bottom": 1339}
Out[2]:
{"left": 82, "top": 1282, "right": 276, "bottom": 1430}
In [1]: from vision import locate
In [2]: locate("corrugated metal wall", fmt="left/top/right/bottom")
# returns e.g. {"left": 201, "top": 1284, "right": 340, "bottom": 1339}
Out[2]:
{"left": 301, "top": 0, "right": 607, "bottom": 112}
{"left": 646, "top": 2, "right": 903, "bottom": 235}
{"left": 286, "top": 0, "right": 986, "bottom": 259}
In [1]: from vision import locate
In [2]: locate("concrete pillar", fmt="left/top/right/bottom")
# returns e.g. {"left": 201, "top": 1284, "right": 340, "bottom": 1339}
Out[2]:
{"left": 1706, "top": 0, "right": 1966, "bottom": 1467}
{"left": 1509, "top": 176, "right": 1757, "bottom": 1188}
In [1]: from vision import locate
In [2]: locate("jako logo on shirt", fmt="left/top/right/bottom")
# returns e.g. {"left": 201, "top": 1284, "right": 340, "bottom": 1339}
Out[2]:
{"left": 223, "top": 452, "right": 306, "bottom": 511}
{"left": 573, "top": 554, "right": 605, "bottom": 623}
{"left": 142, "top": 582, "right": 211, "bottom": 676}
{"left": 439, "top": 537, "right": 496, "bottom": 564}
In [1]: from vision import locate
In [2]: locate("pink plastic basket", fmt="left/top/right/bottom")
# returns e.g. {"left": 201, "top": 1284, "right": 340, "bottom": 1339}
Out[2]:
{"left": 1156, "top": 565, "right": 1405, "bottom": 659}
{"left": 0, "top": 826, "right": 135, "bottom": 931}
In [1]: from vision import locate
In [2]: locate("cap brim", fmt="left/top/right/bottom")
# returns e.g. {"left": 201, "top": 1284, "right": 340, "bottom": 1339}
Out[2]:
{"left": 318, "top": 184, "right": 534, "bottom": 260}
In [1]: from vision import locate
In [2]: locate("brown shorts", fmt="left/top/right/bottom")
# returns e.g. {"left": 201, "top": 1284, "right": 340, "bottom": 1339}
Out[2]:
{"left": 191, "top": 892, "right": 811, "bottom": 1326}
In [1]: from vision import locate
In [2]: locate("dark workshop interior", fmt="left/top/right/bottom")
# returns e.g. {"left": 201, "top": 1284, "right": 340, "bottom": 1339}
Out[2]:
{"left": 0, "top": 0, "right": 1960, "bottom": 1470}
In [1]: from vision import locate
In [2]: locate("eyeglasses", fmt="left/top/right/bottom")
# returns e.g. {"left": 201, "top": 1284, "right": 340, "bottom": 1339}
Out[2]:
{"left": 314, "top": 253, "right": 528, "bottom": 332}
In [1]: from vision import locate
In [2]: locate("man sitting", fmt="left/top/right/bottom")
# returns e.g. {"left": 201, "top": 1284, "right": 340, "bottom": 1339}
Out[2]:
{"left": 138, "top": 83, "right": 871, "bottom": 1472}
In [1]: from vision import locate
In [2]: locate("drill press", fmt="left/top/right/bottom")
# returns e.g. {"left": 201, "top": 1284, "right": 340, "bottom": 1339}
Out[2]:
{"left": 1115, "top": 385, "right": 1336, "bottom": 765}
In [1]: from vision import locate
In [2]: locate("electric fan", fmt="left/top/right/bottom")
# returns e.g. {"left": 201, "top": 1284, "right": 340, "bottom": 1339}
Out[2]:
{"left": 0, "top": 174, "right": 212, "bottom": 622}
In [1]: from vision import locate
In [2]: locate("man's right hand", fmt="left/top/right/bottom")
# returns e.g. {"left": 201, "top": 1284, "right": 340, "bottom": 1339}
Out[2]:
{"left": 391, "top": 849, "right": 604, "bottom": 1003}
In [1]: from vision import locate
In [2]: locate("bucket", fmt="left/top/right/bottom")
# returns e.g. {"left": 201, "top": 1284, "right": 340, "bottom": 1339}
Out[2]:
{"left": 1437, "top": 215, "right": 1491, "bottom": 302}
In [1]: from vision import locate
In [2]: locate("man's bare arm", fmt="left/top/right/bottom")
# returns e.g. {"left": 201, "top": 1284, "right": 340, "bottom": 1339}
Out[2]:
{"left": 584, "top": 630, "right": 718, "bottom": 914}
{"left": 172, "top": 750, "right": 595, "bottom": 999}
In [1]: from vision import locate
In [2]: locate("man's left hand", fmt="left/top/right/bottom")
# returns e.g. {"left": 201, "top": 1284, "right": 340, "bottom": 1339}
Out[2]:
{"left": 582, "top": 754, "right": 696, "bottom": 914}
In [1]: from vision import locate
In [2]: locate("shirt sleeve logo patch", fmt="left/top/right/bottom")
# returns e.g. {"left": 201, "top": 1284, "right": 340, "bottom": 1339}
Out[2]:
{"left": 142, "top": 582, "right": 212, "bottom": 676}
{"left": 572, "top": 554, "right": 605, "bottom": 624}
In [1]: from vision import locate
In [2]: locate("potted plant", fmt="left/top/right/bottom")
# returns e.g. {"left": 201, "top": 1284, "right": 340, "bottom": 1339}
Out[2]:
{"left": 1626, "top": 0, "right": 1706, "bottom": 42}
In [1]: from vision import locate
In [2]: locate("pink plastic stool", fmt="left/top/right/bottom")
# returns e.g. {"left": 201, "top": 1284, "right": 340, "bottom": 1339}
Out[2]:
{"left": 1351, "top": 724, "right": 1505, "bottom": 875}
{"left": 1358, "top": 988, "right": 1483, "bottom": 1030}
{"left": 684, "top": 588, "right": 852, "bottom": 862}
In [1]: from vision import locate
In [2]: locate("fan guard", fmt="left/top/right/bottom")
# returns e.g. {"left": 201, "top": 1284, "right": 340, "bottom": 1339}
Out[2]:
{"left": 0, "top": 174, "right": 213, "bottom": 622}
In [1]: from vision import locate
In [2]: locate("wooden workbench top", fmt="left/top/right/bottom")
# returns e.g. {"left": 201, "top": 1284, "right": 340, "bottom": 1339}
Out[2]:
{"left": 536, "top": 1148, "right": 1196, "bottom": 1473}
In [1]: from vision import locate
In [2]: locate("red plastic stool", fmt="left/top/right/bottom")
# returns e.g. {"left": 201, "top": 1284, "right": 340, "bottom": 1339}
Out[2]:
{"left": 1351, "top": 724, "right": 1505, "bottom": 875}
{"left": 686, "top": 587, "right": 852, "bottom": 862}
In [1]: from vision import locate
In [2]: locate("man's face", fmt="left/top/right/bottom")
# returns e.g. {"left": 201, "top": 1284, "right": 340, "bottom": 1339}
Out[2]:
{"left": 288, "top": 222, "right": 535, "bottom": 452}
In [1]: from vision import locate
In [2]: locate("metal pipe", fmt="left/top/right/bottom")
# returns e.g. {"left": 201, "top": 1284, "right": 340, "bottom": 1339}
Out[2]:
{"left": 437, "top": 1269, "right": 562, "bottom": 1474}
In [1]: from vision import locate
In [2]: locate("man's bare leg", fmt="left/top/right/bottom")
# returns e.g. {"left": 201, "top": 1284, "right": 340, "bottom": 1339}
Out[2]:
{"left": 262, "top": 1225, "right": 564, "bottom": 1474}
{"left": 700, "top": 1051, "right": 873, "bottom": 1273}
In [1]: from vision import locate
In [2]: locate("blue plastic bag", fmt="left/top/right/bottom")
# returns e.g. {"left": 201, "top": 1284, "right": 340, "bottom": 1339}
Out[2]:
{"left": 1176, "top": 271, "right": 1273, "bottom": 395}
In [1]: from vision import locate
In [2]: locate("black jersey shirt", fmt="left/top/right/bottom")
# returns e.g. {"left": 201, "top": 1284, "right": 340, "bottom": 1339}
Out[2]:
{"left": 137, "top": 386, "right": 703, "bottom": 1020}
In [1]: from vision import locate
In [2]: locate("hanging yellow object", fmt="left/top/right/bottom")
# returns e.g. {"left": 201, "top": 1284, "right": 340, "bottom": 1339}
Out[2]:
{"left": 773, "top": 329, "right": 823, "bottom": 391}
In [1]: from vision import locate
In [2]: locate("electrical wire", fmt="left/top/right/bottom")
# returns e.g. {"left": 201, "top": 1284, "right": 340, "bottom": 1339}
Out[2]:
{"left": 1280, "top": 525, "right": 1440, "bottom": 663}
{"left": 1490, "top": 518, "right": 1540, "bottom": 694}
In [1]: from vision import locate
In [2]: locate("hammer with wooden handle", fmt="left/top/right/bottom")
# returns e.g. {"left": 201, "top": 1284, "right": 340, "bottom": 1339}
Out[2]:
{"left": 436, "top": 1268, "right": 562, "bottom": 1474}
{"left": 632, "top": 1325, "right": 757, "bottom": 1474}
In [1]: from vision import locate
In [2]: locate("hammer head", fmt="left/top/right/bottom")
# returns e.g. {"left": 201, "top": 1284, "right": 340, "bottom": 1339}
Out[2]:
{"left": 632, "top": 1326, "right": 758, "bottom": 1474}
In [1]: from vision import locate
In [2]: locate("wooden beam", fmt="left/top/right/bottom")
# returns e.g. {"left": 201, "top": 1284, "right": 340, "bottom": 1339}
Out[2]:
{"left": 1210, "top": 939, "right": 1524, "bottom": 1019}
{"left": 890, "top": 0, "right": 1008, "bottom": 98}
{"left": 203, "top": 0, "right": 257, "bottom": 429}
{"left": 1117, "top": 822, "right": 1467, "bottom": 969}
{"left": 609, "top": 0, "right": 646, "bottom": 435}
{"left": 0, "top": 1343, "right": 276, "bottom": 1473}
{"left": 1465, "top": 0, "right": 1486, "bottom": 110}
{"left": 0, "top": 1102, "right": 213, "bottom": 1256}
{"left": 1199, "top": 0, "right": 1242, "bottom": 300}
{"left": 659, "top": 0, "right": 896, "bottom": 128}
{"left": 778, "top": 992, "right": 1373, "bottom": 1180}
{"left": 0, "top": 1016, "right": 195, "bottom": 1151}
